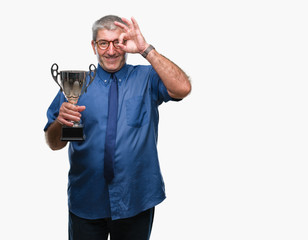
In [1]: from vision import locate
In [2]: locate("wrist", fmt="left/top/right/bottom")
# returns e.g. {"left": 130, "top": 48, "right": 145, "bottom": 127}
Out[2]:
{"left": 141, "top": 44, "right": 155, "bottom": 58}
{"left": 140, "top": 44, "right": 149, "bottom": 54}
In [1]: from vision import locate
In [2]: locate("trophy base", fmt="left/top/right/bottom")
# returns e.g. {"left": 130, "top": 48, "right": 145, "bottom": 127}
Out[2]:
{"left": 61, "top": 125, "right": 85, "bottom": 141}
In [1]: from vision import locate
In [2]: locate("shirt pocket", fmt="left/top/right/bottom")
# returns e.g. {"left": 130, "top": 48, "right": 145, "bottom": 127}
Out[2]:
{"left": 126, "top": 96, "right": 149, "bottom": 128}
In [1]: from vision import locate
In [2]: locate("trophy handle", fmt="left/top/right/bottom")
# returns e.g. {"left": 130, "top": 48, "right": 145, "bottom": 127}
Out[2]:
{"left": 84, "top": 64, "right": 97, "bottom": 93}
{"left": 51, "top": 63, "right": 63, "bottom": 92}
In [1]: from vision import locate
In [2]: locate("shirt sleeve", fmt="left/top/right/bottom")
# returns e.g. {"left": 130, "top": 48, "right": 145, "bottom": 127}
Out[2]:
{"left": 43, "top": 90, "right": 66, "bottom": 132}
{"left": 149, "top": 67, "right": 181, "bottom": 105}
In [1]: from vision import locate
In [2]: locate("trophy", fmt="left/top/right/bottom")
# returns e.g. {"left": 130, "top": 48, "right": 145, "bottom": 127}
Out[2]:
{"left": 51, "top": 63, "right": 96, "bottom": 141}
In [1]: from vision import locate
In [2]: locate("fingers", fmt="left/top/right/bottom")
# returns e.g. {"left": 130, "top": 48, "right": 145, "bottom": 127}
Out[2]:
{"left": 118, "top": 32, "right": 128, "bottom": 51}
{"left": 114, "top": 18, "right": 130, "bottom": 49}
{"left": 114, "top": 20, "right": 129, "bottom": 32}
{"left": 76, "top": 105, "right": 86, "bottom": 112}
{"left": 120, "top": 17, "right": 132, "bottom": 29}
{"left": 114, "top": 17, "right": 139, "bottom": 32}
{"left": 115, "top": 17, "right": 144, "bottom": 53}
{"left": 57, "top": 102, "right": 86, "bottom": 127}
{"left": 131, "top": 17, "right": 140, "bottom": 31}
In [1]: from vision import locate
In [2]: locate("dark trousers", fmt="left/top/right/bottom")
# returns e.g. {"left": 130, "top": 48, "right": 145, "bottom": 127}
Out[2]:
{"left": 69, "top": 208, "right": 155, "bottom": 240}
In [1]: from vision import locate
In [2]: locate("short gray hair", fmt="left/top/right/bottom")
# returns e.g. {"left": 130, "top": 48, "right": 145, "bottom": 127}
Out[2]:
{"left": 92, "top": 15, "right": 127, "bottom": 41}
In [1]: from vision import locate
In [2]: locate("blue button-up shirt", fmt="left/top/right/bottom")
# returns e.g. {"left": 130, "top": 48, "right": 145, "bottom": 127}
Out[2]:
{"left": 44, "top": 64, "right": 177, "bottom": 220}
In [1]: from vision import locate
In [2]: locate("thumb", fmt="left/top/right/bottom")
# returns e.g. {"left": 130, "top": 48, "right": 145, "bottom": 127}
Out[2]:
{"left": 76, "top": 105, "right": 86, "bottom": 112}
{"left": 118, "top": 33, "right": 128, "bottom": 52}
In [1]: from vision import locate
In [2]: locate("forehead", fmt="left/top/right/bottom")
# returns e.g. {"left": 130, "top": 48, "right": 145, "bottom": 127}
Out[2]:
{"left": 96, "top": 28, "right": 123, "bottom": 41}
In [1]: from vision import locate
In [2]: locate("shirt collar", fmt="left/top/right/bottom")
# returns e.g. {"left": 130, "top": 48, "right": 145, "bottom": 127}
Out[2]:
{"left": 96, "top": 63, "right": 128, "bottom": 86}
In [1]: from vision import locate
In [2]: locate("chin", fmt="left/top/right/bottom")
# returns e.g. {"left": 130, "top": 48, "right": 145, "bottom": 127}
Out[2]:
{"left": 106, "top": 64, "right": 121, "bottom": 73}
{"left": 106, "top": 62, "right": 125, "bottom": 73}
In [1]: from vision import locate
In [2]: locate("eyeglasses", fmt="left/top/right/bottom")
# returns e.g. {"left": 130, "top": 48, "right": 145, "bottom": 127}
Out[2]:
{"left": 95, "top": 39, "right": 125, "bottom": 50}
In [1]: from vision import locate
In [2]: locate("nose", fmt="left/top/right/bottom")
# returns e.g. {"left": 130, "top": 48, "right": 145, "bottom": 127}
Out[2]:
{"left": 107, "top": 43, "right": 116, "bottom": 55}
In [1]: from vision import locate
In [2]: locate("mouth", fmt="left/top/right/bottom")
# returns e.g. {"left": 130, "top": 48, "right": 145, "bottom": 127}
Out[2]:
{"left": 104, "top": 55, "right": 119, "bottom": 62}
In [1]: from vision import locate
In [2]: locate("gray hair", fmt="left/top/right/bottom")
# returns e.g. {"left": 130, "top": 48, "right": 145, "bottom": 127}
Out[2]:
{"left": 92, "top": 15, "right": 127, "bottom": 41}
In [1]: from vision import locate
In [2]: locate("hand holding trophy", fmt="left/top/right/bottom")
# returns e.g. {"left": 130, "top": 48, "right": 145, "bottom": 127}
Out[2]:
{"left": 51, "top": 63, "right": 96, "bottom": 141}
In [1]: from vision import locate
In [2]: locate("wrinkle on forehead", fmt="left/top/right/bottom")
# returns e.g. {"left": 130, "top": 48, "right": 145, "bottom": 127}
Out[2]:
{"left": 95, "top": 28, "right": 124, "bottom": 41}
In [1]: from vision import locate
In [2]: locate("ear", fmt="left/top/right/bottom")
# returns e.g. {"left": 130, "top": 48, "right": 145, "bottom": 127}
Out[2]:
{"left": 91, "top": 40, "right": 97, "bottom": 54}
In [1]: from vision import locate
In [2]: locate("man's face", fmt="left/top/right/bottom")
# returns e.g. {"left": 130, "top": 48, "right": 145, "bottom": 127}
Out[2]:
{"left": 91, "top": 28, "right": 126, "bottom": 73}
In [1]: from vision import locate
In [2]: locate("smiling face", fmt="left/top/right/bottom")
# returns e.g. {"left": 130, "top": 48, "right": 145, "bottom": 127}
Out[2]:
{"left": 91, "top": 28, "right": 126, "bottom": 73}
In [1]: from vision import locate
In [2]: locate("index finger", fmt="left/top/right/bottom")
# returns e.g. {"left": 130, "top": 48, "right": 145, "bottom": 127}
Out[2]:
{"left": 62, "top": 102, "right": 77, "bottom": 110}
{"left": 62, "top": 102, "right": 85, "bottom": 113}
{"left": 114, "top": 20, "right": 129, "bottom": 32}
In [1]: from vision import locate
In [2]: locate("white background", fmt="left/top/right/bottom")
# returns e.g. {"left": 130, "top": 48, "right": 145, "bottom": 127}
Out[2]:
{"left": 1, "top": 0, "right": 308, "bottom": 239}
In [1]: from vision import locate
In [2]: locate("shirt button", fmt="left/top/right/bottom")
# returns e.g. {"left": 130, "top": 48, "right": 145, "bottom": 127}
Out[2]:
{"left": 119, "top": 79, "right": 122, "bottom": 82}
{"left": 104, "top": 80, "right": 107, "bottom": 83}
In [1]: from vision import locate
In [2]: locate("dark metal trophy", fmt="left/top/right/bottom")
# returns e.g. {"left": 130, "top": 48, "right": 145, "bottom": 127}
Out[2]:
{"left": 51, "top": 63, "right": 96, "bottom": 141}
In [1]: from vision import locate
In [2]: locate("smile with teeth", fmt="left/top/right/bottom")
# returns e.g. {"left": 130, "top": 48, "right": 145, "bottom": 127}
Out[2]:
{"left": 104, "top": 55, "right": 119, "bottom": 61}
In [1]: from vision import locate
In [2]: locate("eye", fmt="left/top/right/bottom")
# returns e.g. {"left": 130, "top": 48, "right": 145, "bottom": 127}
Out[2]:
{"left": 98, "top": 40, "right": 108, "bottom": 48}
{"left": 113, "top": 40, "right": 120, "bottom": 47}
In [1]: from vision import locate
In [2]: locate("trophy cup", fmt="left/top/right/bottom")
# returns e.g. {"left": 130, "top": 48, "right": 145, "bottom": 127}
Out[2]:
{"left": 51, "top": 63, "right": 96, "bottom": 141}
